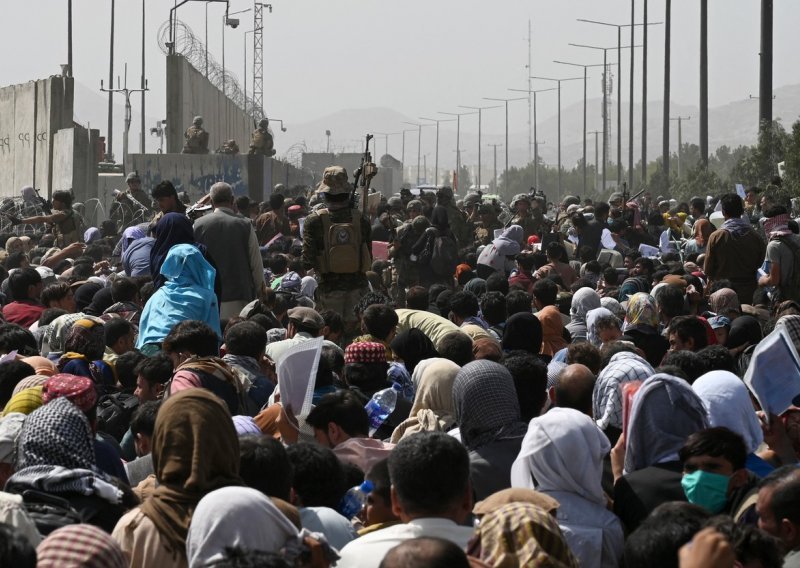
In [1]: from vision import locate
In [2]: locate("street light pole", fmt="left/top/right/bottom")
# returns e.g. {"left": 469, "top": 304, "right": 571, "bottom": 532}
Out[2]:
{"left": 670, "top": 116, "right": 691, "bottom": 178}
{"left": 374, "top": 132, "right": 400, "bottom": 162}
{"left": 577, "top": 18, "right": 661, "bottom": 188}
{"left": 509, "top": 87, "right": 557, "bottom": 191}
{"left": 400, "top": 128, "right": 417, "bottom": 185}
{"left": 629, "top": 0, "right": 636, "bottom": 191}
{"left": 420, "top": 118, "right": 456, "bottom": 187}
{"left": 589, "top": 130, "right": 601, "bottom": 192}
{"left": 483, "top": 97, "right": 526, "bottom": 197}
{"left": 487, "top": 144, "right": 502, "bottom": 192}
{"left": 553, "top": 60, "right": 605, "bottom": 196}
{"left": 439, "top": 111, "right": 477, "bottom": 193}
{"left": 530, "top": 76, "right": 582, "bottom": 201}
{"left": 458, "top": 105, "right": 502, "bottom": 190}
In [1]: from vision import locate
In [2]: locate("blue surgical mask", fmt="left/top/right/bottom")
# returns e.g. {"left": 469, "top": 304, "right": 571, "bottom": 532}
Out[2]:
{"left": 681, "top": 470, "right": 730, "bottom": 514}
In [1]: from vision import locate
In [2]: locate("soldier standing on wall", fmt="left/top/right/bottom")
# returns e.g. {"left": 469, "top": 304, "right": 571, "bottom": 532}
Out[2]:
{"left": 249, "top": 118, "right": 276, "bottom": 157}
{"left": 182, "top": 116, "right": 210, "bottom": 154}
{"left": 301, "top": 166, "right": 372, "bottom": 338}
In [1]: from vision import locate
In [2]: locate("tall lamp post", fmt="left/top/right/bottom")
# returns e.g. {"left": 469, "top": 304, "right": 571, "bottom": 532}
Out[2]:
{"left": 530, "top": 76, "right": 582, "bottom": 201}
{"left": 419, "top": 118, "right": 456, "bottom": 187}
{"left": 374, "top": 132, "right": 400, "bottom": 161}
{"left": 487, "top": 144, "right": 503, "bottom": 192}
{"left": 439, "top": 111, "right": 477, "bottom": 193}
{"left": 458, "top": 105, "right": 502, "bottom": 190}
{"left": 403, "top": 122, "right": 434, "bottom": 186}
{"left": 509, "top": 87, "right": 556, "bottom": 190}
{"left": 482, "top": 96, "right": 527, "bottom": 197}
{"left": 400, "top": 127, "right": 420, "bottom": 185}
{"left": 553, "top": 60, "right": 606, "bottom": 196}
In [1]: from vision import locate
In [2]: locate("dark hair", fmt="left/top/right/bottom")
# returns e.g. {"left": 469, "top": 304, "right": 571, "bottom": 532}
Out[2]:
{"left": 130, "top": 400, "right": 160, "bottom": 438}
{"left": 437, "top": 331, "right": 474, "bottom": 367}
{"left": 764, "top": 204, "right": 788, "bottom": 218}
{"left": 163, "top": 320, "right": 219, "bottom": 357}
{"left": 448, "top": 291, "right": 479, "bottom": 319}
{"left": 435, "top": 290, "right": 453, "bottom": 317}
{"left": 485, "top": 272, "right": 509, "bottom": 295}
{"left": 668, "top": 316, "right": 708, "bottom": 351}
{"left": 599, "top": 341, "right": 638, "bottom": 369}
{"left": 690, "top": 197, "right": 706, "bottom": 212}
{"left": 319, "top": 309, "right": 344, "bottom": 336}
{"left": 532, "top": 278, "right": 558, "bottom": 307}
{"left": 269, "top": 193, "right": 285, "bottom": 211}
{"left": 285, "top": 443, "right": 346, "bottom": 509}
{"left": 104, "top": 317, "right": 135, "bottom": 348}
{"left": 506, "top": 290, "right": 533, "bottom": 316}
{"left": 362, "top": 304, "right": 399, "bottom": 341}
{"left": 758, "top": 465, "right": 800, "bottom": 526}
{"left": 635, "top": 257, "right": 655, "bottom": 275}
{"left": 660, "top": 350, "right": 708, "bottom": 384}
{"left": 658, "top": 285, "right": 686, "bottom": 319}
{"left": 516, "top": 254, "right": 535, "bottom": 271}
{"left": 566, "top": 342, "right": 602, "bottom": 375}
{"left": 679, "top": 427, "right": 747, "bottom": 471}
{"left": 404, "top": 286, "right": 428, "bottom": 310}
{"left": 41, "top": 281, "right": 72, "bottom": 307}
{"left": 696, "top": 345, "right": 735, "bottom": 374}
{"left": 571, "top": 212, "right": 588, "bottom": 229}
{"left": 134, "top": 352, "right": 174, "bottom": 386}
{"left": 0, "top": 361, "right": 36, "bottom": 407}
{"left": 115, "top": 350, "right": 147, "bottom": 390}
{"left": 702, "top": 516, "right": 783, "bottom": 568}
{"left": 720, "top": 193, "right": 745, "bottom": 218}
{"left": 0, "top": 523, "right": 37, "bottom": 568}
{"left": 111, "top": 277, "right": 140, "bottom": 303}
{"left": 354, "top": 292, "right": 394, "bottom": 318}
{"left": 388, "top": 432, "right": 470, "bottom": 516}
{"left": 235, "top": 195, "right": 251, "bottom": 214}
{"left": 39, "top": 307, "right": 68, "bottom": 327}
{"left": 52, "top": 189, "right": 73, "bottom": 207}
{"left": 502, "top": 352, "right": 548, "bottom": 421}
{"left": 224, "top": 321, "right": 267, "bottom": 359}
{"left": 545, "top": 242, "right": 567, "bottom": 261}
{"left": 623, "top": 502, "right": 711, "bottom": 568}
{"left": 8, "top": 267, "right": 41, "bottom": 301}
{"left": 480, "top": 291, "right": 507, "bottom": 327}
{"left": 151, "top": 180, "right": 178, "bottom": 199}
{"left": 268, "top": 254, "right": 287, "bottom": 275}
{"left": 306, "top": 390, "right": 369, "bottom": 437}
{"left": 366, "top": 457, "right": 392, "bottom": 507}
{"left": 0, "top": 324, "right": 38, "bottom": 357}
{"left": 379, "top": 537, "right": 471, "bottom": 568}
{"left": 211, "top": 548, "right": 291, "bottom": 568}
{"left": 239, "top": 436, "right": 293, "bottom": 501}
{"left": 595, "top": 202, "right": 611, "bottom": 218}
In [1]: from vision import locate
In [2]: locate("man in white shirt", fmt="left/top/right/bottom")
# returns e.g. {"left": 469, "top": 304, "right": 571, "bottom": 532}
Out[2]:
{"left": 336, "top": 432, "right": 475, "bottom": 567}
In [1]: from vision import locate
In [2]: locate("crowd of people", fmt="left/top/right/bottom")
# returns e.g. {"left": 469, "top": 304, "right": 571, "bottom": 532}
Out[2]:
{"left": 0, "top": 169, "right": 799, "bottom": 568}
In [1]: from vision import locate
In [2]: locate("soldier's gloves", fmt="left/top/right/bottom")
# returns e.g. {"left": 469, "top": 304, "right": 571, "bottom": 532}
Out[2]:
{"left": 363, "top": 162, "right": 378, "bottom": 180}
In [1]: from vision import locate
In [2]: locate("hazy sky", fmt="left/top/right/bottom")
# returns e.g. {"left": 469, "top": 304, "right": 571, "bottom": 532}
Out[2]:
{"left": 3, "top": 0, "right": 799, "bottom": 149}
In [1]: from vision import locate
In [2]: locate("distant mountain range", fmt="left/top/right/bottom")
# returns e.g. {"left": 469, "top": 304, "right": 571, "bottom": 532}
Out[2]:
{"left": 73, "top": 80, "right": 800, "bottom": 171}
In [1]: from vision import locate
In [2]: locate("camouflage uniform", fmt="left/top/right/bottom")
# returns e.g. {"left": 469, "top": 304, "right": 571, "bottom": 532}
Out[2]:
{"left": 510, "top": 194, "right": 544, "bottom": 240}
{"left": 249, "top": 119, "right": 276, "bottom": 157}
{"left": 218, "top": 139, "right": 240, "bottom": 155}
{"left": 437, "top": 187, "right": 473, "bottom": 249}
{"left": 182, "top": 116, "right": 210, "bottom": 154}
{"left": 475, "top": 204, "right": 504, "bottom": 246}
{"left": 301, "top": 166, "right": 371, "bottom": 333}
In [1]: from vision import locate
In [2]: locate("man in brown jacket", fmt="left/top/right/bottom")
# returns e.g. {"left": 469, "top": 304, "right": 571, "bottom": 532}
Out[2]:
{"left": 704, "top": 193, "right": 766, "bottom": 305}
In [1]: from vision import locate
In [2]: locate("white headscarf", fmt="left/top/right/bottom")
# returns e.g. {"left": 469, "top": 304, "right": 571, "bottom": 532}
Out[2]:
{"left": 692, "top": 371, "right": 764, "bottom": 454}
{"left": 593, "top": 351, "right": 654, "bottom": 431}
{"left": 186, "top": 486, "right": 300, "bottom": 567}
{"left": 477, "top": 225, "right": 523, "bottom": 273}
{"left": 586, "top": 307, "right": 617, "bottom": 347}
{"left": 511, "top": 407, "right": 610, "bottom": 506}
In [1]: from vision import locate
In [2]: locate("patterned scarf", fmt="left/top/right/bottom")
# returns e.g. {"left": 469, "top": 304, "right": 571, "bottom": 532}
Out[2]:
{"left": 764, "top": 213, "right": 793, "bottom": 240}
{"left": 721, "top": 217, "right": 752, "bottom": 237}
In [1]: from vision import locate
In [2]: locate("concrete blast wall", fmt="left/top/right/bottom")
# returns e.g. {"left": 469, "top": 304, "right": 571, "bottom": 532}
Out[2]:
{"left": 52, "top": 126, "right": 100, "bottom": 205}
{"left": 0, "top": 76, "right": 74, "bottom": 198}
{"left": 166, "top": 55, "right": 254, "bottom": 155}
{"left": 128, "top": 153, "right": 314, "bottom": 205}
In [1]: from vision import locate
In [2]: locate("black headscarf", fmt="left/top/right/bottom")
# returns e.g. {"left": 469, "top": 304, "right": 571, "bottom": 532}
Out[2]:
{"left": 431, "top": 206, "right": 450, "bottom": 231}
{"left": 502, "top": 312, "right": 543, "bottom": 355}
{"left": 74, "top": 282, "right": 103, "bottom": 313}
{"left": 390, "top": 328, "right": 439, "bottom": 375}
{"left": 726, "top": 315, "right": 763, "bottom": 350}
{"left": 149, "top": 213, "right": 203, "bottom": 289}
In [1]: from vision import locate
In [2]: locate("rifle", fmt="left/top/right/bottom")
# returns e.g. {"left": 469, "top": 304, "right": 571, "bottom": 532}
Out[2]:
{"left": 352, "top": 134, "right": 376, "bottom": 213}
{"left": 34, "top": 187, "right": 51, "bottom": 214}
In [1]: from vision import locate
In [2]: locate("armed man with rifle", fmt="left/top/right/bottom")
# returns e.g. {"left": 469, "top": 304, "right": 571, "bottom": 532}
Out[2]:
{"left": 301, "top": 135, "right": 375, "bottom": 337}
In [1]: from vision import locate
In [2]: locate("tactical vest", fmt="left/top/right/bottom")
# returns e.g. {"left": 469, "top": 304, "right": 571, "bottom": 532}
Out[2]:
{"left": 317, "top": 209, "right": 371, "bottom": 274}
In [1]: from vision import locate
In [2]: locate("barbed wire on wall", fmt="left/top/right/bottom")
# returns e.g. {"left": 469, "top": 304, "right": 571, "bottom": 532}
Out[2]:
{"left": 158, "top": 20, "right": 264, "bottom": 122}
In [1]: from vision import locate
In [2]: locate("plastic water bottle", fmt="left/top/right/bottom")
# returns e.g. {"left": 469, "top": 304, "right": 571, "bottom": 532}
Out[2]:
{"left": 339, "top": 480, "right": 374, "bottom": 520}
{"left": 365, "top": 383, "right": 401, "bottom": 437}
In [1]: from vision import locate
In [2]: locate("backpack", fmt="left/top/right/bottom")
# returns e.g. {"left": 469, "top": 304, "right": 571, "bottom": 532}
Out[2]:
{"left": 95, "top": 391, "right": 140, "bottom": 442}
{"left": 431, "top": 233, "right": 459, "bottom": 277}
{"left": 317, "top": 209, "right": 370, "bottom": 274}
{"left": 21, "top": 490, "right": 90, "bottom": 536}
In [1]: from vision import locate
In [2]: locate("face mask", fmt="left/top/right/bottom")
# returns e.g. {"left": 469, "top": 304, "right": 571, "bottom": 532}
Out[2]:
{"left": 681, "top": 470, "right": 730, "bottom": 514}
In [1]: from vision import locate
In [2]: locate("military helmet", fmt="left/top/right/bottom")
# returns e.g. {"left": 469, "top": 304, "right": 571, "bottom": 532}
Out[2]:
{"left": 318, "top": 166, "right": 353, "bottom": 195}
{"left": 125, "top": 171, "right": 140, "bottom": 183}
{"left": 387, "top": 196, "right": 402, "bottom": 209}
{"left": 437, "top": 186, "right": 454, "bottom": 201}
{"left": 464, "top": 192, "right": 482, "bottom": 208}
{"left": 259, "top": 118, "right": 269, "bottom": 128}
{"left": 562, "top": 195, "right": 581, "bottom": 207}
{"left": 608, "top": 192, "right": 624, "bottom": 205}
{"left": 511, "top": 193, "right": 531, "bottom": 210}
{"left": 193, "top": 116, "right": 203, "bottom": 126}
{"left": 406, "top": 199, "right": 423, "bottom": 212}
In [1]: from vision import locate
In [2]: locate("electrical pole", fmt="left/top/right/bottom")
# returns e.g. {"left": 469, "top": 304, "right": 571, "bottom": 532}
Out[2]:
{"left": 140, "top": 0, "right": 146, "bottom": 154}
{"left": 106, "top": 0, "right": 115, "bottom": 162}
{"left": 420, "top": 118, "right": 455, "bottom": 188}
{"left": 527, "top": 20, "right": 533, "bottom": 164}
{"left": 101, "top": 64, "right": 148, "bottom": 172}
{"left": 760, "top": 0, "right": 773, "bottom": 145}
{"left": 67, "top": 0, "right": 73, "bottom": 77}
{"left": 642, "top": 0, "right": 648, "bottom": 186}
{"left": 439, "top": 112, "right": 475, "bottom": 193}
{"left": 663, "top": 0, "right": 671, "bottom": 187}
{"left": 483, "top": 97, "right": 526, "bottom": 197}
{"left": 629, "top": 0, "right": 635, "bottom": 191}
{"left": 670, "top": 116, "right": 690, "bottom": 178}
{"left": 509, "top": 87, "right": 557, "bottom": 191}
{"left": 700, "top": 0, "right": 709, "bottom": 167}
{"left": 590, "top": 130, "right": 601, "bottom": 192}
